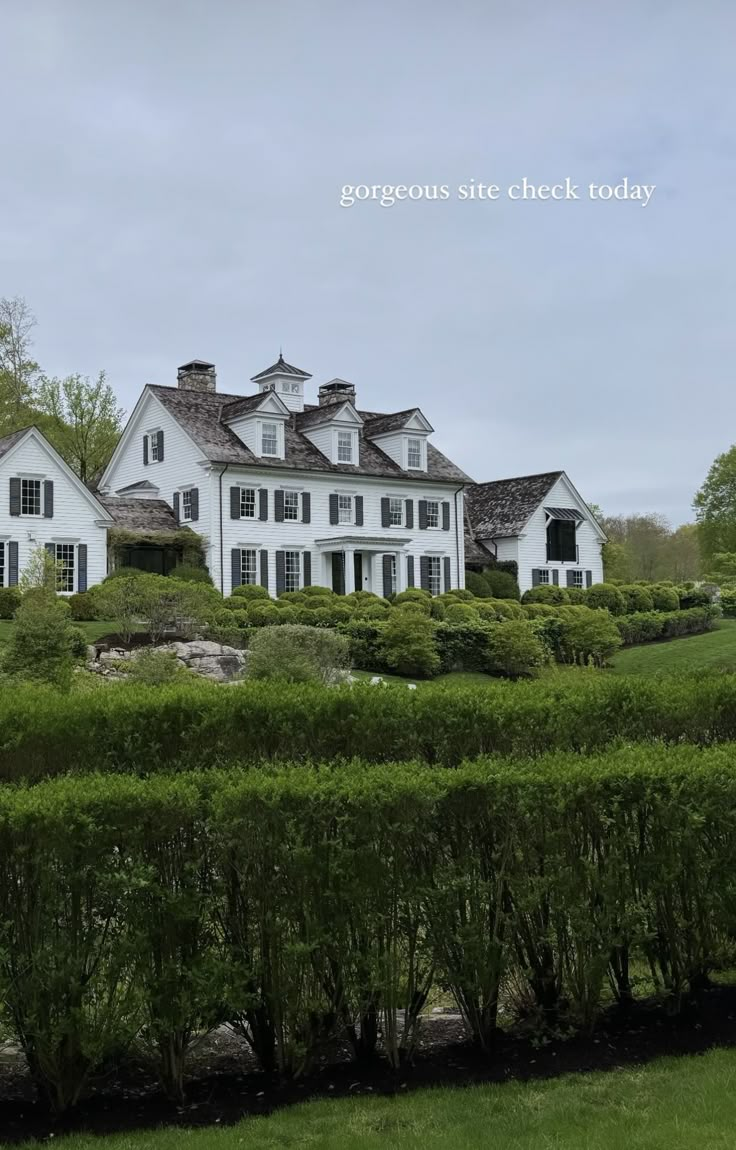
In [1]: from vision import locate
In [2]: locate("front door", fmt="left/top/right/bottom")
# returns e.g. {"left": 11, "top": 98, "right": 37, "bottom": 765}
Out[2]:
{"left": 331, "top": 552, "right": 345, "bottom": 595}
{"left": 354, "top": 552, "right": 363, "bottom": 591}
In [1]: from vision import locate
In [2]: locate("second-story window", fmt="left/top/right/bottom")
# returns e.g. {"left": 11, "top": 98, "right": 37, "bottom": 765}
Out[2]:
{"left": 261, "top": 422, "right": 278, "bottom": 456}
{"left": 407, "top": 437, "right": 423, "bottom": 469}
{"left": 284, "top": 490, "right": 300, "bottom": 520}
{"left": 426, "top": 499, "right": 440, "bottom": 528}
{"left": 240, "top": 487, "right": 256, "bottom": 518}
{"left": 337, "top": 430, "right": 354, "bottom": 463}
{"left": 21, "top": 479, "right": 41, "bottom": 516}
{"left": 338, "top": 494, "right": 353, "bottom": 524}
{"left": 181, "top": 490, "right": 193, "bottom": 521}
{"left": 389, "top": 497, "right": 403, "bottom": 526}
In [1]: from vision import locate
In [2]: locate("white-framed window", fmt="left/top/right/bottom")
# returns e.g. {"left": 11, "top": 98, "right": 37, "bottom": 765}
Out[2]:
{"left": 56, "top": 544, "right": 75, "bottom": 593}
{"left": 389, "top": 497, "right": 403, "bottom": 526}
{"left": 427, "top": 556, "right": 441, "bottom": 596}
{"left": 284, "top": 490, "right": 300, "bottom": 521}
{"left": 21, "top": 478, "right": 41, "bottom": 516}
{"left": 261, "top": 421, "right": 279, "bottom": 456}
{"left": 0, "top": 542, "right": 4, "bottom": 587}
{"left": 538, "top": 569, "right": 550, "bottom": 585}
{"left": 240, "top": 549, "right": 257, "bottom": 585}
{"left": 407, "top": 437, "right": 423, "bottom": 469}
{"left": 426, "top": 499, "right": 440, "bottom": 528}
{"left": 181, "top": 490, "right": 193, "bottom": 521}
{"left": 572, "top": 570, "right": 584, "bottom": 588}
{"left": 149, "top": 431, "right": 161, "bottom": 462}
{"left": 291, "top": 382, "right": 300, "bottom": 394}
{"left": 388, "top": 554, "right": 397, "bottom": 595}
{"left": 240, "top": 487, "right": 256, "bottom": 518}
{"left": 285, "top": 550, "right": 301, "bottom": 592}
{"left": 337, "top": 430, "right": 354, "bottom": 463}
{"left": 338, "top": 494, "right": 353, "bottom": 524}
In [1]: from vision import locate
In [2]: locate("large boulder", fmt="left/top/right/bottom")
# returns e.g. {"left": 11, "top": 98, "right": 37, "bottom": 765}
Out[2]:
{"left": 155, "top": 640, "right": 247, "bottom": 682}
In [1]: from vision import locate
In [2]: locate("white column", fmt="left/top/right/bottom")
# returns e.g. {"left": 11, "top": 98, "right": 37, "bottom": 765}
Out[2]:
{"left": 395, "top": 551, "right": 405, "bottom": 594}
{"left": 343, "top": 547, "right": 355, "bottom": 594}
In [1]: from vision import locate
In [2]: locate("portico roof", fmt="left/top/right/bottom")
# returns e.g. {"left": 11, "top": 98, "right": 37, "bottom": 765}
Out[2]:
{"left": 314, "top": 535, "right": 414, "bottom": 551}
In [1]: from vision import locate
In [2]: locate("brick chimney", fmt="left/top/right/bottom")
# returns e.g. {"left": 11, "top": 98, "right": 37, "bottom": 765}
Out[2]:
{"left": 177, "top": 360, "right": 216, "bottom": 393}
{"left": 318, "top": 378, "right": 356, "bottom": 407}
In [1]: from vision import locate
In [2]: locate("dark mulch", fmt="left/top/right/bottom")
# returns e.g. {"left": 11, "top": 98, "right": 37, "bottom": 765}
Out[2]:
{"left": 2, "top": 986, "right": 736, "bottom": 1144}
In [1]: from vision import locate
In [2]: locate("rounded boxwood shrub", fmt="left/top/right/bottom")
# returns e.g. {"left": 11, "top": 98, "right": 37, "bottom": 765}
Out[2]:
{"left": 445, "top": 603, "right": 480, "bottom": 624}
{"left": 565, "top": 586, "right": 587, "bottom": 605}
{"left": 358, "top": 602, "right": 391, "bottom": 620}
{"left": 381, "top": 609, "right": 440, "bottom": 679}
{"left": 678, "top": 585, "right": 711, "bottom": 609}
{"left": 556, "top": 607, "right": 623, "bottom": 667}
{"left": 394, "top": 588, "right": 431, "bottom": 606}
{"left": 301, "top": 585, "right": 335, "bottom": 598}
{"left": 522, "top": 585, "right": 569, "bottom": 606}
{"left": 0, "top": 587, "right": 22, "bottom": 619}
{"left": 465, "top": 571, "right": 492, "bottom": 598}
{"left": 585, "top": 582, "right": 626, "bottom": 615}
{"left": 619, "top": 585, "right": 654, "bottom": 613}
{"left": 232, "top": 584, "right": 270, "bottom": 601}
{"left": 169, "top": 564, "right": 213, "bottom": 585}
{"left": 103, "top": 566, "right": 148, "bottom": 582}
{"left": 484, "top": 620, "right": 547, "bottom": 678}
{"left": 474, "top": 602, "right": 499, "bottom": 621}
{"left": 429, "top": 599, "right": 447, "bottom": 621}
{"left": 276, "top": 590, "right": 308, "bottom": 605}
{"left": 487, "top": 598, "right": 524, "bottom": 620}
{"left": 247, "top": 624, "right": 351, "bottom": 684}
{"left": 650, "top": 584, "right": 680, "bottom": 612}
{"left": 483, "top": 569, "right": 520, "bottom": 600}
{"left": 247, "top": 601, "right": 281, "bottom": 626}
{"left": 68, "top": 592, "right": 98, "bottom": 621}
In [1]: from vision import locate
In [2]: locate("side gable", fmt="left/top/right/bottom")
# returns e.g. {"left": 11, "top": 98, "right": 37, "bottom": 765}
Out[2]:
{"left": 99, "top": 388, "right": 208, "bottom": 493}
{"left": 0, "top": 427, "right": 112, "bottom": 521}
{"left": 542, "top": 473, "right": 607, "bottom": 541}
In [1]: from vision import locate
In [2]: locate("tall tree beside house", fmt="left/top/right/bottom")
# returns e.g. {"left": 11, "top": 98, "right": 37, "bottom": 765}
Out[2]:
{"left": 593, "top": 508, "right": 702, "bottom": 583}
{"left": 694, "top": 445, "right": 736, "bottom": 563}
{"left": 36, "top": 371, "right": 124, "bottom": 485}
{"left": 0, "top": 296, "right": 41, "bottom": 428}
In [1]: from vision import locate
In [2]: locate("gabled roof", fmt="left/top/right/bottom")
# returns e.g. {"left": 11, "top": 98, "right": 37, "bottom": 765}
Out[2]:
{"left": 296, "top": 401, "right": 364, "bottom": 431}
{"left": 465, "top": 533, "right": 493, "bottom": 564}
{"left": 0, "top": 425, "right": 112, "bottom": 520}
{"left": 250, "top": 353, "right": 312, "bottom": 382}
{"left": 0, "top": 427, "right": 32, "bottom": 460}
{"left": 363, "top": 408, "right": 433, "bottom": 437}
{"left": 99, "top": 496, "right": 183, "bottom": 533}
{"left": 146, "top": 385, "right": 472, "bottom": 484}
{"left": 222, "top": 390, "right": 291, "bottom": 421}
{"left": 466, "top": 471, "right": 563, "bottom": 537}
{"left": 116, "top": 479, "right": 159, "bottom": 493}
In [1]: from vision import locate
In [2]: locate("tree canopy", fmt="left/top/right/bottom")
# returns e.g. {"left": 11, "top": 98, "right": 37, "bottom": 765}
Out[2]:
{"left": 694, "top": 445, "right": 736, "bottom": 562}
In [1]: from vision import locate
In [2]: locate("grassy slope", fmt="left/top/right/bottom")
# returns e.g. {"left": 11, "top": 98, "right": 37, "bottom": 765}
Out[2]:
{"left": 21, "top": 1048, "right": 736, "bottom": 1150}
{"left": 609, "top": 618, "right": 736, "bottom": 675}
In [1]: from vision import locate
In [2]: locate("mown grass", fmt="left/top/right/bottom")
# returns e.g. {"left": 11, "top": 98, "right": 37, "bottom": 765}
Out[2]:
{"left": 12, "top": 1047, "right": 736, "bottom": 1150}
{"left": 609, "top": 618, "right": 736, "bottom": 675}
{"left": 0, "top": 621, "right": 138, "bottom": 645}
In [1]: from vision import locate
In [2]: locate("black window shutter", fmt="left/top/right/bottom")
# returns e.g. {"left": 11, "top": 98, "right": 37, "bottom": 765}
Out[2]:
{"left": 259, "top": 488, "right": 268, "bottom": 520}
{"left": 405, "top": 499, "right": 414, "bottom": 529}
{"left": 586, "top": 570, "right": 593, "bottom": 588}
{"left": 532, "top": 569, "right": 540, "bottom": 586}
{"left": 302, "top": 492, "right": 311, "bottom": 524}
{"left": 143, "top": 436, "right": 149, "bottom": 466}
{"left": 420, "top": 556, "right": 430, "bottom": 591}
{"left": 43, "top": 480, "right": 54, "bottom": 519}
{"left": 259, "top": 549, "right": 269, "bottom": 589}
{"left": 7, "top": 541, "right": 18, "bottom": 586}
{"left": 382, "top": 554, "right": 393, "bottom": 597}
{"left": 231, "top": 548, "right": 242, "bottom": 590}
{"left": 442, "top": 501, "right": 450, "bottom": 531}
{"left": 566, "top": 569, "right": 575, "bottom": 587}
{"left": 355, "top": 495, "right": 364, "bottom": 526}
{"left": 443, "top": 556, "right": 451, "bottom": 592}
{"left": 275, "top": 550, "right": 286, "bottom": 594}
{"left": 552, "top": 569, "right": 559, "bottom": 586}
{"left": 9, "top": 477, "right": 20, "bottom": 516}
{"left": 418, "top": 500, "right": 428, "bottom": 529}
{"left": 77, "top": 544, "right": 88, "bottom": 592}
{"left": 173, "top": 492, "right": 180, "bottom": 523}
{"left": 275, "top": 490, "right": 285, "bottom": 522}
{"left": 303, "top": 551, "right": 312, "bottom": 587}
{"left": 406, "top": 555, "right": 414, "bottom": 587}
{"left": 329, "top": 493, "right": 339, "bottom": 525}
{"left": 230, "top": 486, "right": 240, "bottom": 519}
{"left": 380, "top": 497, "right": 390, "bottom": 528}
{"left": 190, "top": 488, "right": 199, "bottom": 522}
{"left": 157, "top": 429, "right": 164, "bottom": 462}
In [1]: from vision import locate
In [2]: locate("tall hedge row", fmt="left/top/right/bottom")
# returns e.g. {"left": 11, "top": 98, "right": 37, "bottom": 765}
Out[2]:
{"left": 5, "top": 674, "right": 736, "bottom": 781}
{"left": 2, "top": 746, "right": 736, "bottom": 1112}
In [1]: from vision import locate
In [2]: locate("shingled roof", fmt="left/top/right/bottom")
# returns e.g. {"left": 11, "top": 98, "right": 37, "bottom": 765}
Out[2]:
{"left": 148, "top": 385, "right": 472, "bottom": 484}
{"left": 250, "top": 354, "right": 312, "bottom": 382}
{"left": 466, "top": 472, "right": 563, "bottom": 538}
{"left": 100, "top": 496, "right": 183, "bottom": 533}
{"left": 0, "top": 426, "right": 35, "bottom": 460}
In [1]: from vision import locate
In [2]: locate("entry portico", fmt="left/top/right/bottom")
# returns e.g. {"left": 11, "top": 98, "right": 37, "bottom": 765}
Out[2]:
{"left": 315, "top": 535, "right": 413, "bottom": 595}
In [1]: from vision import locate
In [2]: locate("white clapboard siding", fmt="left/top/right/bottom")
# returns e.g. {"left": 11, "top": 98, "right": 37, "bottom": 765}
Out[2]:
{"left": 0, "top": 431, "right": 109, "bottom": 590}
{"left": 516, "top": 475, "right": 604, "bottom": 593}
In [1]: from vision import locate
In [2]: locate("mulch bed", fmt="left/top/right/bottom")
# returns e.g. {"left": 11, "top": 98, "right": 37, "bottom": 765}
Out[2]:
{"left": 2, "top": 985, "right": 735, "bottom": 1144}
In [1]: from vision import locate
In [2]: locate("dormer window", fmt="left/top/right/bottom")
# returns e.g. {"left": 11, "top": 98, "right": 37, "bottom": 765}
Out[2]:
{"left": 407, "top": 436, "right": 424, "bottom": 470}
{"left": 261, "top": 421, "right": 279, "bottom": 456}
{"left": 337, "top": 430, "right": 354, "bottom": 463}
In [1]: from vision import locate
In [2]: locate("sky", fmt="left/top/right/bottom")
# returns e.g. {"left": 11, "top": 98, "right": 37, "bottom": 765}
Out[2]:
{"left": 1, "top": 0, "right": 734, "bottom": 525}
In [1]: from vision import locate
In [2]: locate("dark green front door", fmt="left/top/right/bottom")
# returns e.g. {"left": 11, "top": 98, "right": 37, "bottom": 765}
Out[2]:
{"left": 332, "top": 552, "right": 345, "bottom": 595}
{"left": 354, "top": 552, "right": 363, "bottom": 590}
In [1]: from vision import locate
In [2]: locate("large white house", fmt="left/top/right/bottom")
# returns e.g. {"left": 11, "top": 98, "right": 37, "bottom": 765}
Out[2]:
{"left": 0, "top": 425, "right": 112, "bottom": 591}
{"left": 465, "top": 470, "right": 606, "bottom": 594}
{"left": 98, "top": 357, "right": 472, "bottom": 597}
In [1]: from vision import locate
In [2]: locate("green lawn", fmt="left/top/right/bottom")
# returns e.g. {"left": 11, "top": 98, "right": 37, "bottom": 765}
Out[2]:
{"left": 0, "top": 620, "right": 133, "bottom": 645}
{"left": 15, "top": 1047, "right": 736, "bottom": 1150}
{"left": 609, "top": 618, "right": 736, "bottom": 675}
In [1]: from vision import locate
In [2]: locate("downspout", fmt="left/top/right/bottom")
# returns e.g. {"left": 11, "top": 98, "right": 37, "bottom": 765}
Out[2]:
{"left": 454, "top": 484, "right": 464, "bottom": 588}
{"left": 218, "top": 464, "right": 229, "bottom": 595}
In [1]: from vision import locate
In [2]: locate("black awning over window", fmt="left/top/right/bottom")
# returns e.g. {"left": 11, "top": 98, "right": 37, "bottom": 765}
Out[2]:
{"left": 544, "top": 507, "right": 583, "bottom": 521}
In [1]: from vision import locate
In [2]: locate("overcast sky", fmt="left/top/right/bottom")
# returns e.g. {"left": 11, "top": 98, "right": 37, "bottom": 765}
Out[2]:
{"left": 1, "top": 1, "right": 734, "bottom": 523}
